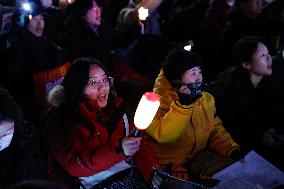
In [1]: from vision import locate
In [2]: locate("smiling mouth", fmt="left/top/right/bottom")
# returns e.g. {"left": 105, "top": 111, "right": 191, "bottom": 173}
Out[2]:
{"left": 97, "top": 94, "right": 106, "bottom": 101}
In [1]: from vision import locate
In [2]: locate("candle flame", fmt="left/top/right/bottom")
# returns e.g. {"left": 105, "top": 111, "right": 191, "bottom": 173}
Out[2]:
{"left": 184, "top": 45, "right": 191, "bottom": 51}
{"left": 28, "top": 14, "right": 32, "bottom": 21}
{"left": 138, "top": 7, "right": 149, "bottom": 21}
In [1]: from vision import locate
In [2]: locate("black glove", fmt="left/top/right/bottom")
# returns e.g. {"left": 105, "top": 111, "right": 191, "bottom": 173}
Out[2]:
{"left": 229, "top": 149, "right": 243, "bottom": 161}
{"left": 178, "top": 92, "right": 193, "bottom": 105}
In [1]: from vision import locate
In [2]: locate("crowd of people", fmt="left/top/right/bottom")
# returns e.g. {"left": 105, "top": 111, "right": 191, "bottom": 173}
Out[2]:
{"left": 0, "top": 0, "right": 284, "bottom": 188}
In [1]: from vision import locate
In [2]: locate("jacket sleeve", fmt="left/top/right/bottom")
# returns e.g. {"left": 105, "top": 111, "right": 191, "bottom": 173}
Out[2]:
{"left": 51, "top": 127, "right": 127, "bottom": 177}
{"left": 145, "top": 71, "right": 193, "bottom": 143}
{"left": 133, "top": 133, "right": 160, "bottom": 182}
{"left": 207, "top": 96, "right": 240, "bottom": 157}
{"left": 145, "top": 99, "right": 193, "bottom": 143}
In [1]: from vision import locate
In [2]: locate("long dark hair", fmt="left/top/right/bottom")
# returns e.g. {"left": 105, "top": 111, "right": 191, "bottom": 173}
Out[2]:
{"left": 232, "top": 36, "right": 267, "bottom": 65}
{"left": 45, "top": 57, "right": 115, "bottom": 151}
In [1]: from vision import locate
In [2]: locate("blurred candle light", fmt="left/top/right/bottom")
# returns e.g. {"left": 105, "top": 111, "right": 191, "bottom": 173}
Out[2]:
{"left": 184, "top": 44, "right": 191, "bottom": 51}
{"left": 138, "top": 7, "right": 149, "bottom": 21}
{"left": 22, "top": 2, "right": 32, "bottom": 12}
{"left": 58, "top": 0, "right": 74, "bottom": 13}
{"left": 138, "top": 7, "right": 149, "bottom": 34}
{"left": 28, "top": 14, "right": 32, "bottom": 21}
{"left": 184, "top": 40, "right": 194, "bottom": 52}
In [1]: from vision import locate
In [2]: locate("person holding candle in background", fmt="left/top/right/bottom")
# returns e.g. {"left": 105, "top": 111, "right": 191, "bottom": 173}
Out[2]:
{"left": 145, "top": 47, "right": 242, "bottom": 184}
{"left": 63, "top": 0, "right": 140, "bottom": 71}
{"left": 43, "top": 57, "right": 159, "bottom": 189}
{"left": 117, "top": 0, "right": 164, "bottom": 36}
{"left": 1, "top": 4, "right": 65, "bottom": 130}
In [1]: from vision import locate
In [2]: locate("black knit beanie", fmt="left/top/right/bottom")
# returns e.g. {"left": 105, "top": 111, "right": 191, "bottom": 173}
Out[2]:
{"left": 162, "top": 47, "right": 203, "bottom": 81}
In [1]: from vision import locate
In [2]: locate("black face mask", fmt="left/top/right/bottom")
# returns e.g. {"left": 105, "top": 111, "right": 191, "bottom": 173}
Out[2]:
{"left": 186, "top": 82, "right": 203, "bottom": 99}
{"left": 173, "top": 81, "right": 203, "bottom": 99}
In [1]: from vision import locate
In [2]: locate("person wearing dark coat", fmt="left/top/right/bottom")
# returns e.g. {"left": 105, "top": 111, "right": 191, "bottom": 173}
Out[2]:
{"left": 206, "top": 36, "right": 283, "bottom": 171}
{"left": 257, "top": 47, "right": 284, "bottom": 171}
{"left": 223, "top": 0, "right": 284, "bottom": 63}
{"left": 38, "top": 0, "right": 66, "bottom": 44}
{"left": 63, "top": 0, "right": 139, "bottom": 71}
{"left": 1, "top": 8, "right": 65, "bottom": 126}
{"left": 0, "top": 86, "right": 48, "bottom": 189}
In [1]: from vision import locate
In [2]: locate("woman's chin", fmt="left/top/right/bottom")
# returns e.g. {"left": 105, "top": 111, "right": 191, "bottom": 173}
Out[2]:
{"left": 98, "top": 100, "right": 107, "bottom": 108}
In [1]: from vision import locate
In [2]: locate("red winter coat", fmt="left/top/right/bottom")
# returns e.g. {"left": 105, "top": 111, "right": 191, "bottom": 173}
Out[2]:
{"left": 45, "top": 86, "right": 158, "bottom": 186}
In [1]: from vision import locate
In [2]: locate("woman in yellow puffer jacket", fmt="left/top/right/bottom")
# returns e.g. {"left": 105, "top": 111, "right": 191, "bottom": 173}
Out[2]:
{"left": 145, "top": 47, "right": 241, "bottom": 181}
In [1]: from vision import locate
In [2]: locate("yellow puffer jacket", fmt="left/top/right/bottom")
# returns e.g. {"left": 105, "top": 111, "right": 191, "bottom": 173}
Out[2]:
{"left": 145, "top": 71, "right": 240, "bottom": 166}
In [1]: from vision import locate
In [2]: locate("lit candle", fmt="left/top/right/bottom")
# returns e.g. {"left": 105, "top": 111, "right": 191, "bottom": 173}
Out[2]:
{"left": 138, "top": 7, "right": 149, "bottom": 21}
{"left": 138, "top": 7, "right": 149, "bottom": 34}
{"left": 133, "top": 92, "right": 160, "bottom": 135}
{"left": 184, "top": 44, "right": 192, "bottom": 51}
{"left": 184, "top": 40, "right": 194, "bottom": 52}
{"left": 28, "top": 14, "right": 32, "bottom": 21}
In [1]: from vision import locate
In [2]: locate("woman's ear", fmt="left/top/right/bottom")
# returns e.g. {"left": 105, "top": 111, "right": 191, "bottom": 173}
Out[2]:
{"left": 242, "top": 62, "right": 251, "bottom": 70}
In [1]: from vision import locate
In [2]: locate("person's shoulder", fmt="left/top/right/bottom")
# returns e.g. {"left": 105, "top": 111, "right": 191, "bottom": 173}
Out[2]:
{"left": 201, "top": 91, "right": 215, "bottom": 101}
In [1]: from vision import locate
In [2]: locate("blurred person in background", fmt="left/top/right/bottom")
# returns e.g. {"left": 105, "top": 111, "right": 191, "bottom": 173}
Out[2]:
{"left": 206, "top": 36, "right": 283, "bottom": 170}
{"left": 1, "top": 5, "right": 65, "bottom": 127}
{"left": 0, "top": 86, "right": 48, "bottom": 188}
{"left": 63, "top": 0, "right": 140, "bottom": 71}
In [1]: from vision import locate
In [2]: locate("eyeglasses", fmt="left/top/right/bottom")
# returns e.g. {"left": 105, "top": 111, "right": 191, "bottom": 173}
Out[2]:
{"left": 87, "top": 77, "right": 114, "bottom": 89}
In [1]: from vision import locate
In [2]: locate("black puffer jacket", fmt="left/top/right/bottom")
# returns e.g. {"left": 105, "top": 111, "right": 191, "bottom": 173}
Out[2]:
{"left": 2, "top": 27, "right": 65, "bottom": 125}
